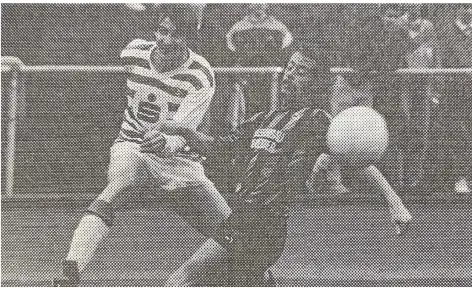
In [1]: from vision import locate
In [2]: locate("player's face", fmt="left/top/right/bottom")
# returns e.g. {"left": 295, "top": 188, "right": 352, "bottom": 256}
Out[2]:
{"left": 154, "top": 17, "right": 187, "bottom": 56}
{"left": 280, "top": 52, "right": 323, "bottom": 110}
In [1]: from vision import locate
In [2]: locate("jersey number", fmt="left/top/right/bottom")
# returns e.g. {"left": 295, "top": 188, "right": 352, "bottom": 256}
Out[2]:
{"left": 137, "top": 101, "right": 160, "bottom": 123}
{"left": 136, "top": 101, "right": 180, "bottom": 123}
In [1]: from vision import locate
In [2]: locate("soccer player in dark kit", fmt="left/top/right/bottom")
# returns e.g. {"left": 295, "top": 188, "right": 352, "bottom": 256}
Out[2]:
{"left": 158, "top": 44, "right": 333, "bottom": 286}
{"left": 156, "top": 34, "right": 411, "bottom": 285}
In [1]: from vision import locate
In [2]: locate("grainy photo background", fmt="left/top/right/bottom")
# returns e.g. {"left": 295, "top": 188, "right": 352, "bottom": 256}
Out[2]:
{"left": 1, "top": 3, "right": 471, "bottom": 286}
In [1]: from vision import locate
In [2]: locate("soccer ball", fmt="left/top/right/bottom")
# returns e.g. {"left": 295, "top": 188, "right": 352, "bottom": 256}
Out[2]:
{"left": 327, "top": 106, "right": 389, "bottom": 167}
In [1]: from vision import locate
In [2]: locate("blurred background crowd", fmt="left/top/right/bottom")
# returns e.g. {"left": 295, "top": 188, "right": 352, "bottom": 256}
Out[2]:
{"left": 3, "top": 4, "right": 470, "bottom": 66}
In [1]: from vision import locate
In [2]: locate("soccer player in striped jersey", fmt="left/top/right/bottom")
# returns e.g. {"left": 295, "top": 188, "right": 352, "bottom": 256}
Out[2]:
{"left": 53, "top": 4, "right": 231, "bottom": 286}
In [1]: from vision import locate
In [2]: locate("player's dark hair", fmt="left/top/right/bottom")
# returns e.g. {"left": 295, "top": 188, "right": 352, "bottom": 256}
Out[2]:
{"left": 149, "top": 4, "right": 201, "bottom": 41}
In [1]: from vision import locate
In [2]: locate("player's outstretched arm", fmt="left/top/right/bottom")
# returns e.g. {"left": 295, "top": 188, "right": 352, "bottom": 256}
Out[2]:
{"left": 360, "top": 165, "right": 412, "bottom": 235}
{"left": 157, "top": 122, "right": 216, "bottom": 157}
{"left": 158, "top": 111, "right": 266, "bottom": 159}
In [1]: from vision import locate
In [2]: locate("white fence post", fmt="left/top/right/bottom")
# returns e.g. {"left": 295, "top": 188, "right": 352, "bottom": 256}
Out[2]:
{"left": 2, "top": 57, "right": 24, "bottom": 197}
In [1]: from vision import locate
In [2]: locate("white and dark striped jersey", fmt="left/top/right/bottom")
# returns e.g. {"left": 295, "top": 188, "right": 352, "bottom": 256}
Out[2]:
{"left": 117, "top": 38, "right": 215, "bottom": 144}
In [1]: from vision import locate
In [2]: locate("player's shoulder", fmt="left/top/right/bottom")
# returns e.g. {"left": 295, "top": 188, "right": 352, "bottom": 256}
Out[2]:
{"left": 188, "top": 51, "right": 214, "bottom": 73}
{"left": 124, "top": 38, "right": 155, "bottom": 51}
{"left": 182, "top": 50, "right": 215, "bottom": 89}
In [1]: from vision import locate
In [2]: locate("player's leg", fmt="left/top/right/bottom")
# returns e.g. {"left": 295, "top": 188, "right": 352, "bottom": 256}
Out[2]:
{"left": 377, "top": 142, "right": 404, "bottom": 194}
{"left": 54, "top": 142, "right": 149, "bottom": 286}
{"left": 359, "top": 165, "right": 412, "bottom": 234}
{"left": 165, "top": 238, "right": 229, "bottom": 287}
{"left": 146, "top": 156, "right": 231, "bottom": 241}
{"left": 168, "top": 180, "right": 231, "bottom": 240}
{"left": 167, "top": 211, "right": 286, "bottom": 287}
{"left": 226, "top": 213, "right": 288, "bottom": 287}
{"left": 316, "top": 152, "right": 411, "bottom": 235}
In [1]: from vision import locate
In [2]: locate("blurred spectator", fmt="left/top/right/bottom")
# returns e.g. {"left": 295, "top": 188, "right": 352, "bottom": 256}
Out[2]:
{"left": 331, "top": 11, "right": 412, "bottom": 193}
{"left": 383, "top": 4, "right": 441, "bottom": 189}
{"left": 226, "top": 3, "right": 293, "bottom": 67}
{"left": 437, "top": 4, "right": 471, "bottom": 193}
{"left": 226, "top": 4, "right": 292, "bottom": 117}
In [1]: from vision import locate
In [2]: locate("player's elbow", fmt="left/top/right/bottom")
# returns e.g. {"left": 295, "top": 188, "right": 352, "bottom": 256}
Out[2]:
{"left": 165, "top": 265, "right": 195, "bottom": 287}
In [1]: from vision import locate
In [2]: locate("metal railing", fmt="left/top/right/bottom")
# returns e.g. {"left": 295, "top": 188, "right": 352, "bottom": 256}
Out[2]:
{"left": 1, "top": 58, "right": 283, "bottom": 197}
{"left": 1, "top": 56, "right": 471, "bottom": 198}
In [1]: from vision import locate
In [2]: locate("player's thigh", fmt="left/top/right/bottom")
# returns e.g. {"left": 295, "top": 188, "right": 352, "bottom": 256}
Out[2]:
{"left": 99, "top": 142, "right": 150, "bottom": 203}
{"left": 175, "top": 180, "right": 231, "bottom": 218}
{"left": 166, "top": 238, "right": 229, "bottom": 287}
{"left": 168, "top": 181, "right": 231, "bottom": 239}
{"left": 145, "top": 157, "right": 231, "bottom": 235}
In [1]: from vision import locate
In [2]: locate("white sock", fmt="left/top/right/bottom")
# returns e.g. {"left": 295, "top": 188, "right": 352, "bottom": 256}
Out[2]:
{"left": 66, "top": 214, "right": 110, "bottom": 272}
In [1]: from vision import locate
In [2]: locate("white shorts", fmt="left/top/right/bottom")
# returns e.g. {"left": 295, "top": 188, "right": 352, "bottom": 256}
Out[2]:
{"left": 109, "top": 141, "right": 210, "bottom": 191}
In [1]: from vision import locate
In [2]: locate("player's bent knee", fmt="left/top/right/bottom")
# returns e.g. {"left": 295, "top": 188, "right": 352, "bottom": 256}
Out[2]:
{"left": 105, "top": 178, "right": 137, "bottom": 194}
{"left": 86, "top": 199, "right": 115, "bottom": 226}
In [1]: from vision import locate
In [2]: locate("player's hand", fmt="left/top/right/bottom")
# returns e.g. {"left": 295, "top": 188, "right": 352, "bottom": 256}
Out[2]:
{"left": 140, "top": 130, "right": 166, "bottom": 153}
{"left": 156, "top": 120, "right": 184, "bottom": 136}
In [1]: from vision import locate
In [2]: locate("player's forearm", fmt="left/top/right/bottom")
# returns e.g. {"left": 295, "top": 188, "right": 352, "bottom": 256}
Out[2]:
{"left": 360, "top": 165, "right": 412, "bottom": 233}
{"left": 360, "top": 166, "right": 402, "bottom": 208}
